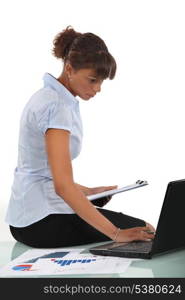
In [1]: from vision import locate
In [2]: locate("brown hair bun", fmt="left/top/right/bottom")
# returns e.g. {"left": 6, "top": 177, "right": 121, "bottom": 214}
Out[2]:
{"left": 53, "top": 26, "right": 82, "bottom": 60}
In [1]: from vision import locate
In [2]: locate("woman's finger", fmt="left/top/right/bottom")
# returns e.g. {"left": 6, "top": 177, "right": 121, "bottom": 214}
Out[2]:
{"left": 141, "top": 230, "right": 155, "bottom": 240}
{"left": 103, "top": 185, "right": 117, "bottom": 191}
{"left": 146, "top": 222, "right": 155, "bottom": 232}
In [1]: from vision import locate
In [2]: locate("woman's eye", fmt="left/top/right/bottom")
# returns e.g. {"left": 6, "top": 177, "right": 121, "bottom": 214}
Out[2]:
{"left": 87, "top": 77, "right": 97, "bottom": 83}
{"left": 89, "top": 78, "right": 96, "bottom": 83}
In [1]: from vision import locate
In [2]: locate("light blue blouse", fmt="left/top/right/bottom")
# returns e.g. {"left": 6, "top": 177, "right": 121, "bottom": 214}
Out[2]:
{"left": 5, "top": 73, "right": 83, "bottom": 227}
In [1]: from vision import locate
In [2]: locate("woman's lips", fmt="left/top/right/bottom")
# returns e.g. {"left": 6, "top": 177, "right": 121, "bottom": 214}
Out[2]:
{"left": 87, "top": 94, "right": 95, "bottom": 98}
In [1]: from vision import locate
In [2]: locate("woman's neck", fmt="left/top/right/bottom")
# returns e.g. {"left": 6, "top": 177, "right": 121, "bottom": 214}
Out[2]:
{"left": 57, "top": 73, "right": 76, "bottom": 96}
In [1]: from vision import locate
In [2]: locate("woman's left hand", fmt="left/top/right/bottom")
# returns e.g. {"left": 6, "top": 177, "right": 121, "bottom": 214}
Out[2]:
{"left": 75, "top": 183, "right": 118, "bottom": 199}
{"left": 89, "top": 185, "right": 118, "bottom": 195}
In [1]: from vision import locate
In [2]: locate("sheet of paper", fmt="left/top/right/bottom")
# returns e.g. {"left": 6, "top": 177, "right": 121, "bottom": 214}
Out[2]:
{"left": 0, "top": 249, "right": 132, "bottom": 276}
{"left": 0, "top": 248, "right": 84, "bottom": 277}
{"left": 23, "top": 253, "right": 132, "bottom": 275}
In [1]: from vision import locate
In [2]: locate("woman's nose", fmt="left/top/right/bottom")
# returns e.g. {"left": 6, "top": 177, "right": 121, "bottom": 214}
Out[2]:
{"left": 93, "top": 83, "right": 101, "bottom": 93}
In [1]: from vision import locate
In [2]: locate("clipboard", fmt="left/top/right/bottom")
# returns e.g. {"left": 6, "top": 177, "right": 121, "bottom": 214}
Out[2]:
{"left": 87, "top": 180, "right": 148, "bottom": 201}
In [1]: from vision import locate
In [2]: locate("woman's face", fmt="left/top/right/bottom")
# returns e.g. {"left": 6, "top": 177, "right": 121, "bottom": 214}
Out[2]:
{"left": 66, "top": 64, "right": 104, "bottom": 100}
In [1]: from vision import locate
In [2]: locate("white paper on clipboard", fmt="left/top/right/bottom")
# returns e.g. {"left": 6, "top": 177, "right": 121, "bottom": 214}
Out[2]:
{"left": 87, "top": 180, "right": 148, "bottom": 201}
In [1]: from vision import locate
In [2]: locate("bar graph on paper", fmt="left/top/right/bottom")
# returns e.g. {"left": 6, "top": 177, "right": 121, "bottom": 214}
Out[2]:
{"left": 33, "top": 255, "right": 109, "bottom": 274}
{"left": 51, "top": 258, "right": 97, "bottom": 266}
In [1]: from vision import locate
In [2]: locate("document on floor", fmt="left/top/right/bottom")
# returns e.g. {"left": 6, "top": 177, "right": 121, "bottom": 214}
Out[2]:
{"left": 0, "top": 247, "right": 84, "bottom": 277}
{"left": 0, "top": 249, "right": 132, "bottom": 276}
{"left": 32, "top": 253, "right": 132, "bottom": 275}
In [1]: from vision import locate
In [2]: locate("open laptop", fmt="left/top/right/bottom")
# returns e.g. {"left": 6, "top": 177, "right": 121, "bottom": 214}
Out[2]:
{"left": 90, "top": 179, "right": 185, "bottom": 259}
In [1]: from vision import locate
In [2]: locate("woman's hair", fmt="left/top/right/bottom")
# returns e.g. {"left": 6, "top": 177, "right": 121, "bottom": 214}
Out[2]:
{"left": 52, "top": 26, "right": 116, "bottom": 80}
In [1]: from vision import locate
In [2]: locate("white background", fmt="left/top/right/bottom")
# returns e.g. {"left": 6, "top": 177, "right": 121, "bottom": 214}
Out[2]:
{"left": 0, "top": 0, "right": 185, "bottom": 241}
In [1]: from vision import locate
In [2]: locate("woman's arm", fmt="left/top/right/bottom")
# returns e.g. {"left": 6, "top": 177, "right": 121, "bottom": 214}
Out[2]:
{"left": 45, "top": 129, "right": 155, "bottom": 242}
{"left": 45, "top": 128, "right": 118, "bottom": 240}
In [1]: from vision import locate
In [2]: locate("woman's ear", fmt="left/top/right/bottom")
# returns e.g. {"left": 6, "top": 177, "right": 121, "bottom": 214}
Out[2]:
{"left": 65, "top": 63, "right": 74, "bottom": 79}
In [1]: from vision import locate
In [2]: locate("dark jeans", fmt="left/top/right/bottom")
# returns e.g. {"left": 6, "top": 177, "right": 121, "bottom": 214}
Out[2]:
{"left": 9, "top": 201, "right": 145, "bottom": 248}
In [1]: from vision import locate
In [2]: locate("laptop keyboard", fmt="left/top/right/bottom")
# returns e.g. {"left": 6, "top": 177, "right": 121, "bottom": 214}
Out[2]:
{"left": 113, "top": 241, "right": 153, "bottom": 253}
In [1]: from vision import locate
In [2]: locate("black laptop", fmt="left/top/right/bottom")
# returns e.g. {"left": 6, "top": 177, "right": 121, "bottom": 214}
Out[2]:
{"left": 90, "top": 179, "right": 185, "bottom": 259}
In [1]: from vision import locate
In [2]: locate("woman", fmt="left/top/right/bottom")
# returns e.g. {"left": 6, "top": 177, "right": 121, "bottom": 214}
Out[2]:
{"left": 5, "top": 26, "right": 155, "bottom": 248}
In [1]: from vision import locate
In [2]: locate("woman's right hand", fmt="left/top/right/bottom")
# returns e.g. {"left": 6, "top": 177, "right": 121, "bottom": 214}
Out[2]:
{"left": 114, "top": 226, "right": 155, "bottom": 243}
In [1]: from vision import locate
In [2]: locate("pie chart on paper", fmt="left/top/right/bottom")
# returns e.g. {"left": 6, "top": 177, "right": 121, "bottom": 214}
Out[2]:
{"left": 12, "top": 264, "right": 33, "bottom": 271}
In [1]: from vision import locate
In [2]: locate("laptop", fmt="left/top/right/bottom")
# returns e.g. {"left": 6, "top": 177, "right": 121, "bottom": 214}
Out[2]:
{"left": 90, "top": 179, "right": 185, "bottom": 259}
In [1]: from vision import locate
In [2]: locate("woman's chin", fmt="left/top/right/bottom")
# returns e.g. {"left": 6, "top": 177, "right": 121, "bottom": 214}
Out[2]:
{"left": 80, "top": 94, "right": 92, "bottom": 100}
